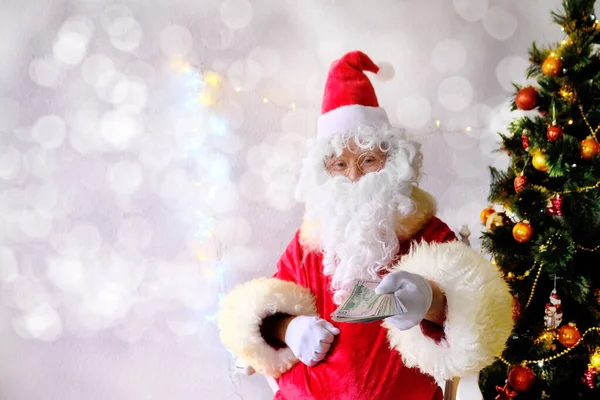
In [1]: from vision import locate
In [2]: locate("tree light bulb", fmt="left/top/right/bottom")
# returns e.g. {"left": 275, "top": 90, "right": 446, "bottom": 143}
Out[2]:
{"left": 235, "top": 87, "right": 241, "bottom": 92}
{"left": 466, "top": 126, "right": 472, "bottom": 132}
{"left": 436, "top": 120, "right": 441, "bottom": 128}
{"left": 263, "top": 98, "right": 269, "bottom": 103}
{"left": 568, "top": 119, "right": 573, "bottom": 125}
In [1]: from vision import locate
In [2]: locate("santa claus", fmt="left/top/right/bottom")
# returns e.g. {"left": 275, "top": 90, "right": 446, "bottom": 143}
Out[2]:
{"left": 218, "top": 51, "right": 513, "bottom": 399}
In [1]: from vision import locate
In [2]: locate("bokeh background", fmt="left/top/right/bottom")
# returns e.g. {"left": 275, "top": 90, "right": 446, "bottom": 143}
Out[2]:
{"left": 0, "top": 0, "right": 576, "bottom": 399}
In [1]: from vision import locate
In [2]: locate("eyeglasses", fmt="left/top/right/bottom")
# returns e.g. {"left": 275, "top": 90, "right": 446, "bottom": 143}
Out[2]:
{"left": 324, "top": 151, "right": 386, "bottom": 177}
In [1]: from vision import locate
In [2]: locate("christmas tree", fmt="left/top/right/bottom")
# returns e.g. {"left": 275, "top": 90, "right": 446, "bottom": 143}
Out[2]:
{"left": 479, "top": 0, "right": 600, "bottom": 398}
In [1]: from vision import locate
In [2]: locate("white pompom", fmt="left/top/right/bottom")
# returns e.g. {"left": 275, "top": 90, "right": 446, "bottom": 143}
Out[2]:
{"left": 375, "top": 61, "right": 395, "bottom": 81}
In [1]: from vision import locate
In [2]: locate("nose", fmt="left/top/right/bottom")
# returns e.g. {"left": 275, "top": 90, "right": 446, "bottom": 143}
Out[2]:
{"left": 346, "top": 165, "right": 363, "bottom": 182}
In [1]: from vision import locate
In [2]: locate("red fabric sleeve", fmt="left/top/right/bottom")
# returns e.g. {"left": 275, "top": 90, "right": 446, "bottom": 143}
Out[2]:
{"left": 416, "top": 217, "right": 457, "bottom": 344}
{"left": 273, "top": 230, "right": 304, "bottom": 284}
{"left": 261, "top": 231, "right": 305, "bottom": 349}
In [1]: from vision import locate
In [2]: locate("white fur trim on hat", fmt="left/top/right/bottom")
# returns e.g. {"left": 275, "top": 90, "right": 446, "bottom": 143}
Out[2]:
{"left": 317, "top": 105, "right": 390, "bottom": 139}
{"left": 217, "top": 277, "right": 317, "bottom": 378}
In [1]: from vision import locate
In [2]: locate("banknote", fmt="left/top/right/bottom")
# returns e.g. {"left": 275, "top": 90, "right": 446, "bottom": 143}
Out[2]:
{"left": 331, "top": 279, "right": 407, "bottom": 323}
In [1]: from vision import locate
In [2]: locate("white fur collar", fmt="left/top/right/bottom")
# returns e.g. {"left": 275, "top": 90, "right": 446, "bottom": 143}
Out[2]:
{"left": 298, "top": 186, "right": 437, "bottom": 252}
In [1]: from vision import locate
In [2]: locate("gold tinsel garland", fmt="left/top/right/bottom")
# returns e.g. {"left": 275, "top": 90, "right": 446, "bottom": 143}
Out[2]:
{"left": 498, "top": 327, "right": 600, "bottom": 367}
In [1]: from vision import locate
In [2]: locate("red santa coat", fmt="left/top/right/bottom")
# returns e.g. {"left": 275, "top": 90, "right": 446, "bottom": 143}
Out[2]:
{"left": 218, "top": 189, "right": 514, "bottom": 400}
{"left": 273, "top": 217, "right": 453, "bottom": 400}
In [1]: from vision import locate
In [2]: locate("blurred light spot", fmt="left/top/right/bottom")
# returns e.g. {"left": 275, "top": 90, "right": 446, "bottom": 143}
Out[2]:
{"left": 107, "top": 161, "right": 143, "bottom": 195}
{"left": 25, "top": 182, "right": 59, "bottom": 211}
{"left": 109, "top": 17, "right": 143, "bottom": 52}
{"left": 117, "top": 217, "right": 153, "bottom": 251}
{"left": 159, "top": 25, "right": 193, "bottom": 57}
{"left": 431, "top": 39, "right": 466, "bottom": 74}
{"left": 495, "top": 56, "right": 529, "bottom": 92}
{"left": 63, "top": 223, "right": 102, "bottom": 256}
{"left": 29, "top": 58, "right": 63, "bottom": 88}
{"left": 13, "top": 303, "right": 62, "bottom": 341}
{"left": 220, "top": 0, "right": 254, "bottom": 30}
{"left": 0, "top": 98, "right": 20, "bottom": 131}
{"left": 47, "top": 257, "right": 85, "bottom": 293}
{"left": 32, "top": 115, "right": 66, "bottom": 149}
{"left": 100, "top": 110, "right": 140, "bottom": 150}
{"left": 24, "top": 147, "right": 58, "bottom": 179}
{"left": 81, "top": 54, "right": 115, "bottom": 88}
{"left": 249, "top": 47, "right": 280, "bottom": 77}
{"left": 216, "top": 215, "right": 252, "bottom": 246}
{"left": 228, "top": 58, "right": 262, "bottom": 91}
{"left": 0, "top": 246, "right": 19, "bottom": 283}
{"left": 438, "top": 76, "right": 473, "bottom": 111}
{"left": 453, "top": 0, "right": 489, "bottom": 22}
{"left": 483, "top": 7, "right": 518, "bottom": 40}
{"left": 396, "top": 96, "right": 432, "bottom": 129}
{"left": 53, "top": 16, "right": 94, "bottom": 65}
{"left": 0, "top": 146, "right": 21, "bottom": 180}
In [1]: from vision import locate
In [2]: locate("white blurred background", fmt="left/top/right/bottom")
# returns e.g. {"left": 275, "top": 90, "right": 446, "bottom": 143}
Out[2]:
{"left": 0, "top": 0, "right": 570, "bottom": 399}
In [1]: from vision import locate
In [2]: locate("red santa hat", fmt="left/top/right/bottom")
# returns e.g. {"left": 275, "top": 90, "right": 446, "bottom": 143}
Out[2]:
{"left": 317, "top": 51, "right": 393, "bottom": 140}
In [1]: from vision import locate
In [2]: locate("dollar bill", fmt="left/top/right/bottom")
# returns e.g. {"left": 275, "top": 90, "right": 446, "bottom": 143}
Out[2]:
{"left": 331, "top": 278, "right": 407, "bottom": 323}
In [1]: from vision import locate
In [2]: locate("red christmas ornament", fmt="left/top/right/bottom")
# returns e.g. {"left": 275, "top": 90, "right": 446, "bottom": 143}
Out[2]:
{"left": 508, "top": 365, "right": 535, "bottom": 392}
{"left": 582, "top": 367, "right": 597, "bottom": 389}
{"left": 547, "top": 125, "right": 564, "bottom": 142}
{"left": 522, "top": 134, "right": 530, "bottom": 151}
{"left": 512, "top": 296, "right": 522, "bottom": 321}
{"left": 558, "top": 323, "right": 581, "bottom": 347}
{"left": 516, "top": 87, "right": 539, "bottom": 111}
{"left": 514, "top": 175, "right": 527, "bottom": 193}
{"left": 551, "top": 195, "right": 563, "bottom": 216}
{"left": 495, "top": 382, "right": 518, "bottom": 399}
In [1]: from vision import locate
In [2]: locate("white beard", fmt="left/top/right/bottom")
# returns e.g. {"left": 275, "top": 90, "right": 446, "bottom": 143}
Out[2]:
{"left": 297, "top": 139, "right": 418, "bottom": 304}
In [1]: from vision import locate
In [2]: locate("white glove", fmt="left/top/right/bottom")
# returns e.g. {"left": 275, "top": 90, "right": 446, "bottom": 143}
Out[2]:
{"left": 284, "top": 315, "right": 340, "bottom": 367}
{"left": 375, "top": 270, "right": 432, "bottom": 330}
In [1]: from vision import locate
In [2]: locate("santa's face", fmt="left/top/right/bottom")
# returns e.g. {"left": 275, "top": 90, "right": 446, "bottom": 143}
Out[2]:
{"left": 296, "top": 132, "right": 418, "bottom": 304}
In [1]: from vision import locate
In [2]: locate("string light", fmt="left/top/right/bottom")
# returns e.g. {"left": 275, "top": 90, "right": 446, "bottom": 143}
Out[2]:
{"left": 577, "top": 243, "right": 600, "bottom": 252}
{"left": 199, "top": 91, "right": 214, "bottom": 106}
{"left": 466, "top": 126, "right": 472, "bottom": 132}
{"left": 234, "top": 87, "right": 241, "bottom": 92}
{"left": 204, "top": 71, "right": 221, "bottom": 87}
{"left": 436, "top": 120, "right": 441, "bottom": 128}
{"left": 290, "top": 103, "right": 296, "bottom": 110}
{"left": 263, "top": 98, "right": 269, "bottom": 103}
{"left": 568, "top": 119, "right": 574, "bottom": 125}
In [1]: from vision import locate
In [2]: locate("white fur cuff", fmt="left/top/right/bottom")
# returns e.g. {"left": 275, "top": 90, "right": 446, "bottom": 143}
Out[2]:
{"left": 217, "top": 278, "right": 317, "bottom": 378}
{"left": 384, "top": 241, "right": 513, "bottom": 383}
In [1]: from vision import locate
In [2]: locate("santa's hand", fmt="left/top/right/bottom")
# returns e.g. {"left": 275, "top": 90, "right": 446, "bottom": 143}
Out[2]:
{"left": 284, "top": 315, "right": 340, "bottom": 367}
{"left": 375, "top": 270, "right": 433, "bottom": 330}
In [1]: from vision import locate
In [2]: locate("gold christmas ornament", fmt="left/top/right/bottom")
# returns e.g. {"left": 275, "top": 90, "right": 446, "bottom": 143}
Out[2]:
{"left": 580, "top": 136, "right": 600, "bottom": 160}
{"left": 513, "top": 221, "right": 534, "bottom": 243}
{"left": 480, "top": 207, "right": 495, "bottom": 225}
{"left": 542, "top": 55, "right": 562, "bottom": 76}
{"left": 486, "top": 212, "right": 509, "bottom": 232}
{"left": 590, "top": 350, "right": 600, "bottom": 371}
{"left": 532, "top": 151, "right": 549, "bottom": 172}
